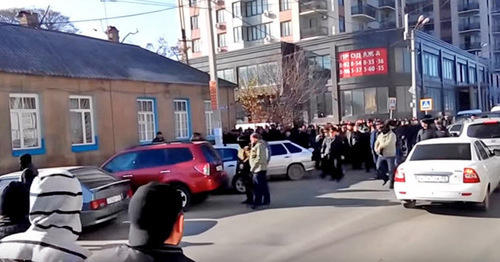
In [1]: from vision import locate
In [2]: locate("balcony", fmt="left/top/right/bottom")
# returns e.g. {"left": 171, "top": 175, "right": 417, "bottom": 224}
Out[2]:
{"left": 301, "top": 26, "right": 328, "bottom": 39}
{"left": 379, "top": 21, "right": 396, "bottom": 29}
{"left": 351, "top": 4, "right": 377, "bottom": 21}
{"left": 459, "top": 22, "right": 481, "bottom": 32}
{"left": 458, "top": 1, "right": 480, "bottom": 13}
{"left": 299, "top": 0, "right": 327, "bottom": 14}
{"left": 460, "top": 42, "right": 484, "bottom": 51}
{"left": 379, "top": 0, "right": 395, "bottom": 10}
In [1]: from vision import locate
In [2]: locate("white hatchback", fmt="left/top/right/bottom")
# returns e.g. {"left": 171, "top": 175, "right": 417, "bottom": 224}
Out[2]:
{"left": 394, "top": 138, "right": 500, "bottom": 211}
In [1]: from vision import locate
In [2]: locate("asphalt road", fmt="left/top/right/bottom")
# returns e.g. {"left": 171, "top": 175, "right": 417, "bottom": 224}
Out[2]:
{"left": 79, "top": 169, "right": 500, "bottom": 262}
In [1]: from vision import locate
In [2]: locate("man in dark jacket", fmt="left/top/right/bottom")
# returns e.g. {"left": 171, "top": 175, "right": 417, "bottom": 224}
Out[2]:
{"left": 19, "top": 154, "right": 38, "bottom": 190}
{"left": 416, "top": 115, "right": 438, "bottom": 143}
{"left": 152, "top": 131, "right": 165, "bottom": 143}
{"left": 88, "top": 182, "right": 194, "bottom": 262}
{"left": 435, "top": 120, "right": 450, "bottom": 138}
{"left": 0, "top": 182, "right": 29, "bottom": 240}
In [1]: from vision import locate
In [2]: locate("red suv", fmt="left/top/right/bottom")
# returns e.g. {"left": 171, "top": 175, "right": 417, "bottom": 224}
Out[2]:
{"left": 101, "top": 141, "right": 226, "bottom": 209}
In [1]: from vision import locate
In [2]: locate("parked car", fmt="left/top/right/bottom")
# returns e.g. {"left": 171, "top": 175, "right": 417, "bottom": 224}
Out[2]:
{"left": 101, "top": 141, "right": 227, "bottom": 210}
{"left": 0, "top": 166, "right": 131, "bottom": 227}
{"left": 394, "top": 138, "right": 500, "bottom": 211}
{"left": 214, "top": 144, "right": 244, "bottom": 193}
{"left": 457, "top": 118, "right": 500, "bottom": 150}
{"left": 215, "top": 141, "right": 315, "bottom": 193}
{"left": 447, "top": 123, "right": 463, "bottom": 137}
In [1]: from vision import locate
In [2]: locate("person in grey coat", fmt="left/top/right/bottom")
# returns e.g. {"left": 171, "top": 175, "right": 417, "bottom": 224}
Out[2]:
{"left": 416, "top": 115, "right": 438, "bottom": 143}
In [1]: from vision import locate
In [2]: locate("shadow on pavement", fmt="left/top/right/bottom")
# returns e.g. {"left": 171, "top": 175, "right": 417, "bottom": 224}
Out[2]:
{"left": 421, "top": 199, "right": 500, "bottom": 219}
{"left": 186, "top": 169, "right": 396, "bottom": 220}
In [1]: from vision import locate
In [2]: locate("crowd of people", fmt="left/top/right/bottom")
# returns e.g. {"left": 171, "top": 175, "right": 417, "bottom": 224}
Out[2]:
{"left": 226, "top": 114, "right": 452, "bottom": 190}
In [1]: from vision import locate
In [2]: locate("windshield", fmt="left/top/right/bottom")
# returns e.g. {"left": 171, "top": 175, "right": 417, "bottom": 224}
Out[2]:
{"left": 410, "top": 143, "right": 471, "bottom": 161}
{"left": 467, "top": 123, "right": 500, "bottom": 139}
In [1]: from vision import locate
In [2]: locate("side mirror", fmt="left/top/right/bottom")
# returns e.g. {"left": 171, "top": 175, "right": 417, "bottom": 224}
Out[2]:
{"left": 494, "top": 149, "right": 500, "bottom": 157}
{"left": 308, "top": 148, "right": 314, "bottom": 153}
{"left": 450, "top": 133, "right": 458, "bottom": 137}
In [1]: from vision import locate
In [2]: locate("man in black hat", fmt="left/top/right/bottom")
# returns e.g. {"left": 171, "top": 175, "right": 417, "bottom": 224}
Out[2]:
{"left": 416, "top": 115, "right": 438, "bottom": 143}
{"left": 87, "top": 182, "right": 194, "bottom": 262}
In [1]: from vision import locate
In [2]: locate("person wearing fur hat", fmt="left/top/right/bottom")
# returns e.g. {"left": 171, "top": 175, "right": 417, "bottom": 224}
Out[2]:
{"left": 416, "top": 115, "right": 438, "bottom": 143}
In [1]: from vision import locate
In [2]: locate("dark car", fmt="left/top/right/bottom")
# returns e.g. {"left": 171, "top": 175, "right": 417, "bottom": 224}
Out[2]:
{"left": 0, "top": 166, "right": 131, "bottom": 227}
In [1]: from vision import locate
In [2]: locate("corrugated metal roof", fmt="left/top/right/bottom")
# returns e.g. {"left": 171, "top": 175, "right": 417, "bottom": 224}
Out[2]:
{"left": 0, "top": 23, "right": 236, "bottom": 87}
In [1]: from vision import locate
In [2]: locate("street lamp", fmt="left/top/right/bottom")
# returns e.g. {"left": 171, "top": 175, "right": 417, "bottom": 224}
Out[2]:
{"left": 476, "top": 43, "right": 488, "bottom": 111}
{"left": 404, "top": 14, "right": 430, "bottom": 118}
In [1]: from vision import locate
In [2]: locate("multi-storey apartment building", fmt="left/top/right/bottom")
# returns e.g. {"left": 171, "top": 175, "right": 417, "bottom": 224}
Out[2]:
{"left": 180, "top": 0, "right": 500, "bottom": 72}
{"left": 180, "top": 0, "right": 401, "bottom": 59}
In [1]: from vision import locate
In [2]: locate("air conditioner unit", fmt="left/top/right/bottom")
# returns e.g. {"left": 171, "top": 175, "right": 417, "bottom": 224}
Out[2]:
{"left": 265, "top": 35, "right": 272, "bottom": 42}
{"left": 263, "top": 10, "right": 272, "bottom": 17}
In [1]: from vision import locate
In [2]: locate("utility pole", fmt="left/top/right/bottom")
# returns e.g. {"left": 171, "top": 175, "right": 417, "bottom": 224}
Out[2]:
{"left": 205, "top": 0, "right": 223, "bottom": 145}
{"left": 177, "top": 0, "right": 189, "bottom": 64}
{"left": 404, "top": 13, "right": 429, "bottom": 119}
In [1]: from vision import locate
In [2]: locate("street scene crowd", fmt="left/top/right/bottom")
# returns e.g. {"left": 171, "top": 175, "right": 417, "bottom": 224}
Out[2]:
{"left": 0, "top": 114, "right": 455, "bottom": 262}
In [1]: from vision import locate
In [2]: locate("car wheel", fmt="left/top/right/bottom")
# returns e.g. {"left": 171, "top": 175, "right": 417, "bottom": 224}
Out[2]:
{"left": 402, "top": 200, "right": 416, "bottom": 209}
{"left": 477, "top": 187, "right": 490, "bottom": 212}
{"left": 287, "top": 164, "right": 306, "bottom": 181}
{"left": 232, "top": 176, "right": 247, "bottom": 194}
{"left": 174, "top": 185, "right": 191, "bottom": 211}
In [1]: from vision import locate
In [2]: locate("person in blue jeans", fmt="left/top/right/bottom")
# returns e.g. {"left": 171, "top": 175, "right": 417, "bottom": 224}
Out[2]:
{"left": 374, "top": 124, "right": 397, "bottom": 189}
{"left": 249, "top": 133, "right": 270, "bottom": 209}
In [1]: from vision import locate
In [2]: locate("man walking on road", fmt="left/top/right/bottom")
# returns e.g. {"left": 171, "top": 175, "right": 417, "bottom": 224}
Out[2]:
{"left": 249, "top": 133, "right": 270, "bottom": 210}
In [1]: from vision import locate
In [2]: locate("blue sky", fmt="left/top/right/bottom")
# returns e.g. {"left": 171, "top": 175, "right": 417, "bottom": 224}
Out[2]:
{"left": 0, "top": 0, "right": 180, "bottom": 49}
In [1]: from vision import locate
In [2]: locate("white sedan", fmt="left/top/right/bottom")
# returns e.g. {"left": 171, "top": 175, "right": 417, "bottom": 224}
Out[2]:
{"left": 215, "top": 140, "right": 315, "bottom": 193}
{"left": 394, "top": 138, "right": 500, "bottom": 211}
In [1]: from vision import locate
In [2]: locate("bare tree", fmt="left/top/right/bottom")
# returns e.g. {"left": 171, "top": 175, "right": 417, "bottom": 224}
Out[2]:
{"left": 236, "top": 50, "right": 330, "bottom": 125}
{"left": 0, "top": 8, "right": 78, "bottom": 33}
{"left": 146, "top": 37, "right": 184, "bottom": 61}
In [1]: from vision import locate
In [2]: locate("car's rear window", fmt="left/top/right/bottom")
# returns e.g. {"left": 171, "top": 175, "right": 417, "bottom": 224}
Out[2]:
{"left": 410, "top": 143, "right": 471, "bottom": 161}
{"left": 467, "top": 123, "right": 500, "bottom": 138}
{"left": 72, "top": 168, "right": 117, "bottom": 189}
{"left": 284, "top": 143, "right": 302, "bottom": 153}
{"left": 270, "top": 144, "right": 288, "bottom": 156}
{"left": 450, "top": 124, "right": 462, "bottom": 132}
{"left": 165, "top": 148, "right": 193, "bottom": 165}
{"left": 201, "top": 144, "right": 221, "bottom": 163}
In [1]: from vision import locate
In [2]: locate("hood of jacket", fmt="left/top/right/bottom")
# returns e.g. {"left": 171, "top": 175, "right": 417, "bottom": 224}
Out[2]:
{"left": 28, "top": 170, "right": 83, "bottom": 241}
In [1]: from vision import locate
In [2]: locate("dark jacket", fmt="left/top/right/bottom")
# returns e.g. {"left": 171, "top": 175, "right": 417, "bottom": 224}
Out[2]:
{"left": 0, "top": 217, "right": 29, "bottom": 240}
{"left": 416, "top": 128, "right": 438, "bottom": 143}
{"left": 436, "top": 127, "right": 450, "bottom": 138}
{"left": 20, "top": 163, "right": 38, "bottom": 190}
{"left": 87, "top": 244, "right": 194, "bottom": 262}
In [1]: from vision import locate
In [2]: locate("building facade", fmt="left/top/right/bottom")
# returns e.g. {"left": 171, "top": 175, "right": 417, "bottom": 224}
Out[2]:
{"left": 190, "top": 28, "right": 500, "bottom": 124}
{"left": 182, "top": 0, "right": 500, "bottom": 73}
{"left": 0, "top": 24, "right": 236, "bottom": 173}
{"left": 181, "top": 0, "right": 401, "bottom": 59}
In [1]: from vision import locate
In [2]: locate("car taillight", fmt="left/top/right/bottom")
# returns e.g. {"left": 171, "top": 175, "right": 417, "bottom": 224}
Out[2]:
{"left": 126, "top": 189, "right": 133, "bottom": 198}
{"left": 483, "top": 120, "right": 499, "bottom": 125}
{"left": 195, "top": 163, "right": 210, "bottom": 176}
{"left": 395, "top": 169, "right": 405, "bottom": 183}
{"left": 90, "top": 198, "right": 107, "bottom": 210}
{"left": 463, "top": 168, "right": 480, "bottom": 183}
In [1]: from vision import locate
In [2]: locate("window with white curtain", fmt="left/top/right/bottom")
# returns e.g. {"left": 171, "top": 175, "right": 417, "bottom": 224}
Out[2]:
{"left": 137, "top": 99, "right": 156, "bottom": 143}
{"left": 69, "top": 96, "right": 95, "bottom": 145}
{"left": 364, "top": 88, "right": 377, "bottom": 114}
{"left": 443, "top": 59, "right": 454, "bottom": 80}
{"left": 204, "top": 101, "right": 214, "bottom": 136}
{"left": 174, "top": 100, "right": 190, "bottom": 139}
{"left": 423, "top": 52, "right": 439, "bottom": 77}
{"left": 9, "top": 94, "right": 42, "bottom": 149}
